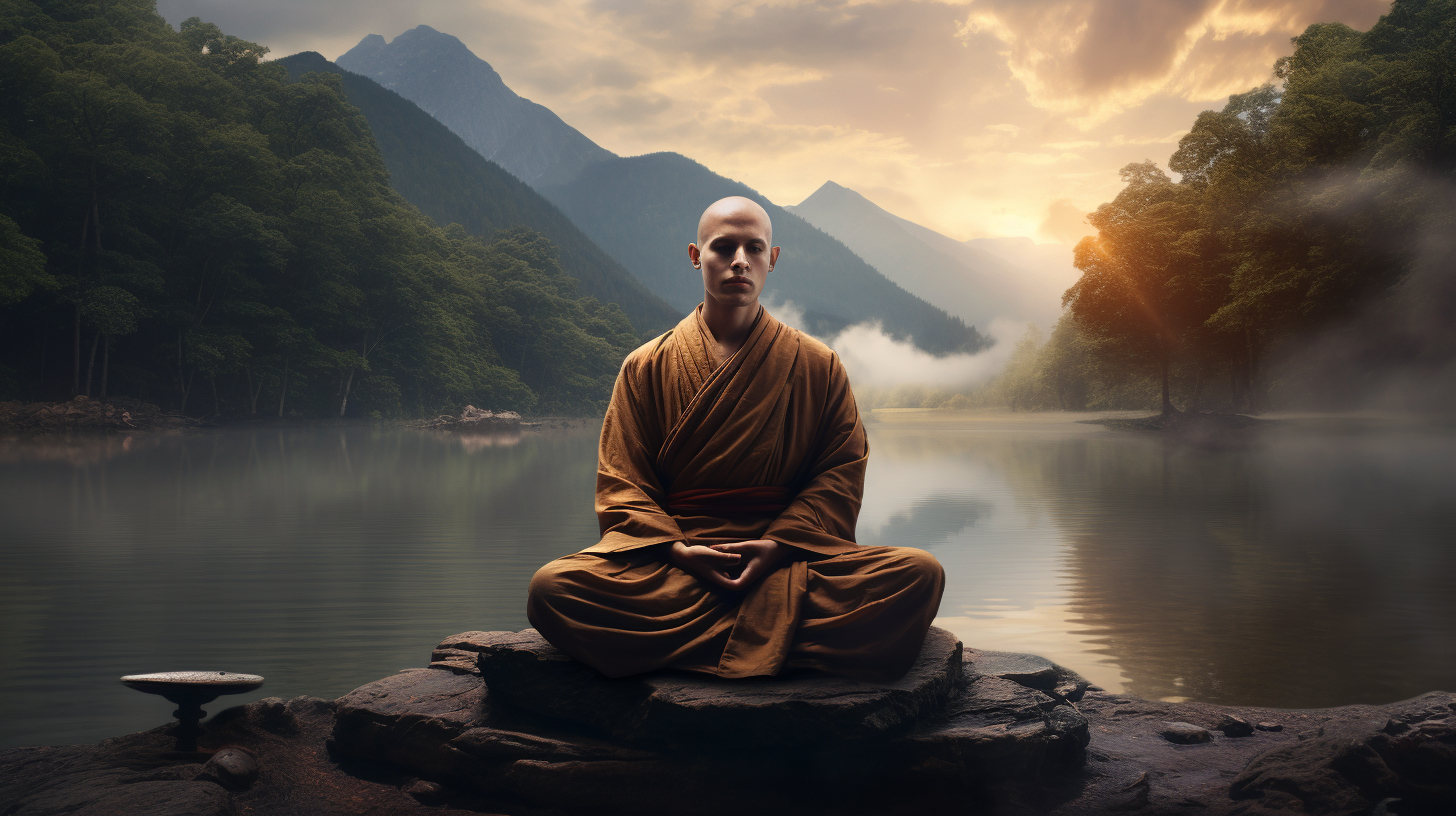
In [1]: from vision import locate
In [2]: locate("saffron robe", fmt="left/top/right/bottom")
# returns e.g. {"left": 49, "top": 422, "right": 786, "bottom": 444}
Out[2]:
{"left": 528, "top": 306, "right": 944, "bottom": 681}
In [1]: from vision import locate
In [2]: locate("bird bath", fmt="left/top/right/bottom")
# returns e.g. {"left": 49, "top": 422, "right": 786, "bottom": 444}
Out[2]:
{"left": 120, "top": 671, "right": 264, "bottom": 752}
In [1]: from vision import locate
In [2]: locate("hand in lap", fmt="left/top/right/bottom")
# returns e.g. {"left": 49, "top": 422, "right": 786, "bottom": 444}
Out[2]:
{"left": 669, "top": 539, "right": 785, "bottom": 591}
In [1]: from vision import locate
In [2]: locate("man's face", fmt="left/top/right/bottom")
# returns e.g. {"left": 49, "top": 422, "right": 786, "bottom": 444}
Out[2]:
{"left": 689, "top": 203, "right": 780, "bottom": 310}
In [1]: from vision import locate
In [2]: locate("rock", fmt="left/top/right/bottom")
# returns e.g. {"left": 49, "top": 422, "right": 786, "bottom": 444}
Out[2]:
{"left": 332, "top": 668, "right": 486, "bottom": 776}
{"left": 197, "top": 747, "right": 258, "bottom": 791}
{"left": 1216, "top": 714, "right": 1254, "bottom": 737}
{"left": 428, "top": 647, "right": 480, "bottom": 675}
{"left": 0, "top": 696, "right": 447, "bottom": 816}
{"left": 1160, "top": 722, "right": 1213, "bottom": 744}
{"left": 899, "top": 671, "right": 1089, "bottom": 778}
{"left": 402, "top": 778, "right": 444, "bottom": 804}
{"left": 965, "top": 649, "right": 1092, "bottom": 703}
{"left": 1256, "top": 721, "right": 1283, "bottom": 732}
{"left": 1231, "top": 694, "right": 1456, "bottom": 814}
{"left": 455, "top": 627, "right": 963, "bottom": 749}
{"left": 450, "top": 727, "right": 657, "bottom": 762}
{"left": 0, "top": 397, "right": 201, "bottom": 431}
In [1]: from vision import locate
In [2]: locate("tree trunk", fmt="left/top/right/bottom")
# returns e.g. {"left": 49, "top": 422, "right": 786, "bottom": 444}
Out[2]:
{"left": 84, "top": 329, "right": 100, "bottom": 397}
{"left": 277, "top": 355, "right": 290, "bottom": 419}
{"left": 177, "top": 331, "right": 190, "bottom": 414}
{"left": 246, "top": 367, "right": 263, "bottom": 416}
{"left": 1160, "top": 356, "right": 1176, "bottom": 415}
{"left": 100, "top": 335, "right": 109, "bottom": 399}
{"left": 72, "top": 303, "right": 81, "bottom": 396}
{"left": 180, "top": 370, "right": 194, "bottom": 417}
{"left": 339, "top": 368, "right": 354, "bottom": 418}
{"left": 38, "top": 319, "right": 47, "bottom": 394}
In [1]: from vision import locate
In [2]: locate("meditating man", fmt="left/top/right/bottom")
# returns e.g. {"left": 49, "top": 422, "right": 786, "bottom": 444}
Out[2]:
{"left": 527, "top": 196, "right": 945, "bottom": 682}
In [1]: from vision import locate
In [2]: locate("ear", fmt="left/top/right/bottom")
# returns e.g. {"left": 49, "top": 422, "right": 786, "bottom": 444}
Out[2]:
{"left": 768, "top": 245, "right": 780, "bottom": 270}
{"left": 688, "top": 243, "right": 701, "bottom": 268}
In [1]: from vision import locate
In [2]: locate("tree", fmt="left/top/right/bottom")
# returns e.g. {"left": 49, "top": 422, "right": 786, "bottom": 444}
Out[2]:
{"left": 1063, "top": 162, "right": 1203, "bottom": 414}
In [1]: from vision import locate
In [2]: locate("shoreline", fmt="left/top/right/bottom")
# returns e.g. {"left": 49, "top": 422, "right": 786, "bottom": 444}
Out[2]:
{"left": 0, "top": 397, "right": 595, "bottom": 435}
{"left": 2, "top": 633, "right": 1451, "bottom": 815}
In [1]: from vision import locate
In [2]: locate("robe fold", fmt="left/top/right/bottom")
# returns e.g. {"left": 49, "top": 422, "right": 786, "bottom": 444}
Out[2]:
{"left": 528, "top": 306, "right": 944, "bottom": 681}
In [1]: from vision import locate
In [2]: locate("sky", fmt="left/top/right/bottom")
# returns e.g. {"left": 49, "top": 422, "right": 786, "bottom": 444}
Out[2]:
{"left": 154, "top": 0, "right": 1392, "bottom": 243}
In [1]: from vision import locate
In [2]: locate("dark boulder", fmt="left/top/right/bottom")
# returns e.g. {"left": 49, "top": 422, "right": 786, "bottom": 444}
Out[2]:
{"left": 1231, "top": 694, "right": 1456, "bottom": 814}
{"left": 455, "top": 627, "right": 964, "bottom": 749}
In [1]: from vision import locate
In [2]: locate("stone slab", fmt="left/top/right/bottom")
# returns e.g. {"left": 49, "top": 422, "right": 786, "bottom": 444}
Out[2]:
{"left": 443, "top": 626, "right": 963, "bottom": 748}
{"left": 332, "top": 668, "right": 488, "bottom": 776}
{"left": 899, "top": 671, "right": 1089, "bottom": 779}
{"left": 965, "top": 649, "right": 1092, "bottom": 702}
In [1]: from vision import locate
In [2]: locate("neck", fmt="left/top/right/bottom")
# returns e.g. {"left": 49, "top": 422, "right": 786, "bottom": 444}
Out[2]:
{"left": 701, "top": 299, "right": 761, "bottom": 360}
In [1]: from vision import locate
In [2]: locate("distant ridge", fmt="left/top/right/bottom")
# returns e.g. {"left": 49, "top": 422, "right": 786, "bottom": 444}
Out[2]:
{"left": 336, "top": 26, "right": 986, "bottom": 354}
{"left": 277, "top": 51, "right": 678, "bottom": 334}
{"left": 789, "top": 181, "right": 1072, "bottom": 329}
{"left": 336, "top": 27, "right": 613, "bottom": 190}
{"left": 543, "top": 153, "right": 988, "bottom": 355}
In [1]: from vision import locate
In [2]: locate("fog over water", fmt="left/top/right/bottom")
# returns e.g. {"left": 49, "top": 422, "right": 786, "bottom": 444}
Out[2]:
{"left": 1, "top": 414, "right": 1453, "bottom": 748}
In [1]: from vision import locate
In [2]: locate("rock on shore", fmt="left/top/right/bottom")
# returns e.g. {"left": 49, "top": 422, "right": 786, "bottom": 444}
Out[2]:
{"left": 2, "top": 629, "right": 1453, "bottom": 815}
{"left": 0, "top": 396, "right": 202, "bottom": 431}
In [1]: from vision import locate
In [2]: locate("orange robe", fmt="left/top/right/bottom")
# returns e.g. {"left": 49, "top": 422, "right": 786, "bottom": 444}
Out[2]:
{"left": 527, "top": 306, "right": 944, "bottom": 681}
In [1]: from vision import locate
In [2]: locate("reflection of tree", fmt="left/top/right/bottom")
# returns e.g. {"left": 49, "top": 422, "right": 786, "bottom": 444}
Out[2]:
{"left": 1032, "top": 434, "right": 1456, "bottom": 708}
{"left": 868, "top": 423, "right": 1456, "bottom": 707}
{"left": 859, "top": 496, "right": 993, "bottom": 548}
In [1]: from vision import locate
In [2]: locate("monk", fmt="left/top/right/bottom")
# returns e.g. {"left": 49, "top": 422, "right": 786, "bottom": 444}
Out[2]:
{"left": 527, "top": 196, "right": 944, "bottom": 682}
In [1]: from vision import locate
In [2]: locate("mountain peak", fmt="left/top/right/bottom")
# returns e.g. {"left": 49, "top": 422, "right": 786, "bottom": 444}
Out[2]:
{"left": 797, "top": 180, "right": 873, "bottom": 209}
{"left": 336, "top": 26, "right": 614, "bottom": 189}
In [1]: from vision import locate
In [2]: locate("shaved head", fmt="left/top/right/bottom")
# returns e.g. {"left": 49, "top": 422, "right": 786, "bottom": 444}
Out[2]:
{"left": 697, "top": 196, "right": 773, "bottom": 247}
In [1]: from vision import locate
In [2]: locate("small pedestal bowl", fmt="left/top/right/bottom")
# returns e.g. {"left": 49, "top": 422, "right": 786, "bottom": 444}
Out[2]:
{"left": 120, "top": 671, "right": 264, "bottom": 752}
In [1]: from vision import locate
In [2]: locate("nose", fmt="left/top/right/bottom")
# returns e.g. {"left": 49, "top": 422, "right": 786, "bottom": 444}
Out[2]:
{"left": 732, "top": 246, "right": 750, "bottom": 270}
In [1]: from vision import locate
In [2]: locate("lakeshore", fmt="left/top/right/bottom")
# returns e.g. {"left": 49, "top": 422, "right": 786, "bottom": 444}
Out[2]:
{"left": 2, "top": 629, "right": 1451, "bottom": 815}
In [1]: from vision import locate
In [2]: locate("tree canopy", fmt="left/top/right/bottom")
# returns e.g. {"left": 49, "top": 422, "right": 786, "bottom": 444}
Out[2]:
{"left": 0, "top": 0, "right": 640, "bottom": 416}
{"left": 1041, "top": 0, "right": 1456, "bottom": 412}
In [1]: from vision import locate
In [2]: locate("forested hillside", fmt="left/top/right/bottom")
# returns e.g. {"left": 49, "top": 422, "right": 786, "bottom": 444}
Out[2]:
{"left": 0, "top": 0, "right": 641, "bottom": 417}
{"left": 275, "top": 51, "right": 677, "bottom": 335}
{"left": 1009, "top": 0, "right": 1456, "bottom": 412}
{"left": 544, "top": 153, "right": 989, "bottom": 355}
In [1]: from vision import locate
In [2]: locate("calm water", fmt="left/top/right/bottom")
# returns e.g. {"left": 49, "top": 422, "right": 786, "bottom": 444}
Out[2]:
{"left": 1, "top": 412, "right": 1453, "bottom": 748}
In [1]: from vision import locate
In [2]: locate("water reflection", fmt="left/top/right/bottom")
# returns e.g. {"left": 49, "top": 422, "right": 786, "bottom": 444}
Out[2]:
{"left": 865, "top": 413, "right": 1456, "bottom": 709}
{"left": 0, "top": 425, "right": 600, "bottom": 748}
{"left": 1, "top": 414, "right": 1452, "bottom": 748}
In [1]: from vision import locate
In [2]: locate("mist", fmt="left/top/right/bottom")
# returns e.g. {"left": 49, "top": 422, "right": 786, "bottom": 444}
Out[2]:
{"left": 1263, "top": 171, "right": 1456, "bottom": 413}
{"left": 767, "top": 299, "right": 1025, "bottom": 390}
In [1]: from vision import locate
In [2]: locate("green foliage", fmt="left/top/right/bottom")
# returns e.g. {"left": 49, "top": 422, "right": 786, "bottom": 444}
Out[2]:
{"left": 1040, "top": 0, "right": 1456, "bottom": 413}
{"left": 0, "top": 1, "right": 639, "bottom": 415}
{"left": 273, "top": 51, "right": 678, "bottom": 336}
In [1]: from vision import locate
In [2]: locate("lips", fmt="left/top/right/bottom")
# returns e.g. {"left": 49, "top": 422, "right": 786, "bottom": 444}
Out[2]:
{"left": 725, "top": 277, "right": 752, "bottom": 288}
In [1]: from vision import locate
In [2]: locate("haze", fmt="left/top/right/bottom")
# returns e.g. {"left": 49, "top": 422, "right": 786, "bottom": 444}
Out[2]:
{"left": 153, "top": 0, "right": 1390, "bottom": 243}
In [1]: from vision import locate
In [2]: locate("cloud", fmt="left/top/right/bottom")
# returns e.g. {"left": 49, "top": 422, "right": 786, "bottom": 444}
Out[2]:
{"left": 771, "top": 299, "right": 1025, "bottom": 388}
{"left": 154, "top": 0, "right": 1394, "bottom": 243}
{"left": 830, "top": 318, "right": 1026, "bottom": 388}
{"left": 957, "top": 0, "right": 1390, "bottom": 125}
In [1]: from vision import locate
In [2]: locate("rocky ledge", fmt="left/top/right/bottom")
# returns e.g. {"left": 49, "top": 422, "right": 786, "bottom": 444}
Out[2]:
{"left": 2, "top": 630, "right": 1453, "bottom": 815}
{"left": 0, "top": 396, "right": 204, "bottom": 431}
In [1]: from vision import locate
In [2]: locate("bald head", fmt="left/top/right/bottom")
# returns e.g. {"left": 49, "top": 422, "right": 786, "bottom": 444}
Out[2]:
{"left": 697, "top": 196, "right": 773, "bottom": 247}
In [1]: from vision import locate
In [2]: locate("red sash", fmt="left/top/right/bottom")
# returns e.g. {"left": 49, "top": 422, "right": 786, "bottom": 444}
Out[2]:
{"left": 666, "top": 486, "right": 795, "bottom": 516}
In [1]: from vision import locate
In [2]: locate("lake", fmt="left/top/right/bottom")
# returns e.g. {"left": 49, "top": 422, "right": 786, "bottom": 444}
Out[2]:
{"left": 2, "top": 411, "right": 1454, "bottom": 748}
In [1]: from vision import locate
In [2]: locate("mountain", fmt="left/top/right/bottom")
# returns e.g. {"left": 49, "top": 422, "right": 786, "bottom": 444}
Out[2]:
{"left": 336, "top": 27, "right": 984, "bottom": 353}
{"left": 276, "top": 51, "right": 678, "bottom": 334}
{"left": 541, "top": 154, "right": 988, "bottom": 355}
{"left": 787, "top": 181, "right": 1073, "bottom": 329}
{"left": 336, "top": 26, "right": 613, "bottom": 190}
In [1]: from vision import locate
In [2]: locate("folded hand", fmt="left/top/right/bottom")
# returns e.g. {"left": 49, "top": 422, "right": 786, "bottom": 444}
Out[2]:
{"left": 668, "top": 539, "right": 786, "bottom": 592}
